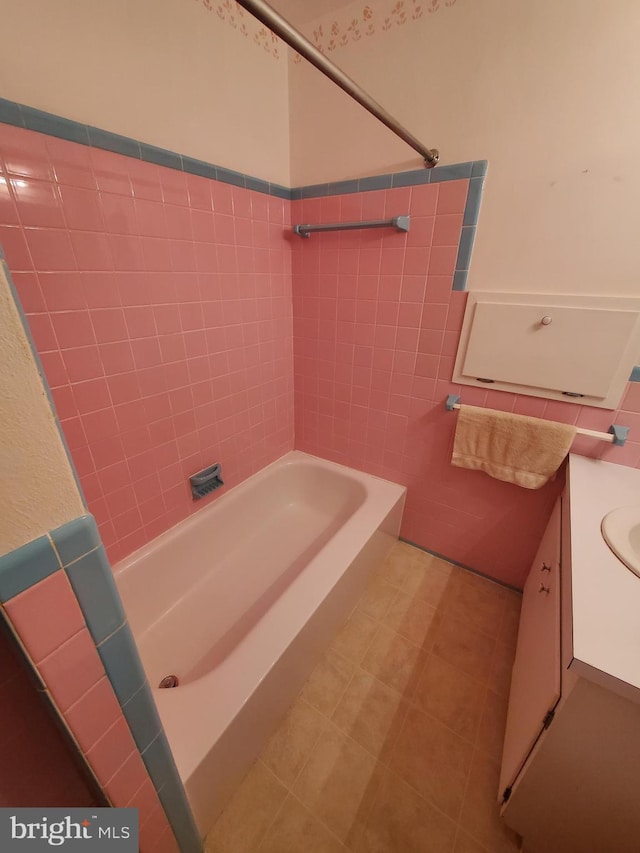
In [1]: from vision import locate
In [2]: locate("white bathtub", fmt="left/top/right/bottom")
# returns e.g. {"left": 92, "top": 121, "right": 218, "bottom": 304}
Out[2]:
{"left": 114, "top": 450, "right": 405, "bottom": 836}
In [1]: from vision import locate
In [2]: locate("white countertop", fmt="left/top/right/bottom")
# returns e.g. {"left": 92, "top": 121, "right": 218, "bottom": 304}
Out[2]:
{"left": 567, "top": 454, "right": 640, "bottom": 702}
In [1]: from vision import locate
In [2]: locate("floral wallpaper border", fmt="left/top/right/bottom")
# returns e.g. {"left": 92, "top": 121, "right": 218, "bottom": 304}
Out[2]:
{"left": 194, "top": 0, "right": 458, "bottom": 61}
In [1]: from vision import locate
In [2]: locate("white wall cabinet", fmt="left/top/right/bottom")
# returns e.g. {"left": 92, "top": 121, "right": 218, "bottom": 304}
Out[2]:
{"left": 452, "top": 292, "right": 640, "bottom": 408}
{"left": 500, "top": 472, "right": 640, "bottom": 853}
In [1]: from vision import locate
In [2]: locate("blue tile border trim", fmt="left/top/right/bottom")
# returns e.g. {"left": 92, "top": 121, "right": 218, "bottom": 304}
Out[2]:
{"left": 293, "top": 163, "right": 488, "bottom": 291}
{"left": 0, "top": 98, "right": 486, "bottom": 293}
{"left": 629, "top": 366, "right": 640, "bottom": 382}
{"left": 0, "top": 515, "right": 202, "bottom": 851}
{"left": 65, "top": 546, "right": 126, "bottom": 644}
{"left": 97, "top": 622, "right": 147, "bottom": 705}
{"left": 142, "top": 732, "right": 178, "bottom": 793}
{"left": 0, "top": 97, "right": 485, "bottom": 221}
{"left": 123, "top": 681, "right": 163, "bottom": 753}
{"left": 0, "top": 97, "right": 288, "bottom": 201}
{"left": 51, "top": 514, "right": 101, "bottom": 565}
{"left": 0, "top": 535, "right": 61, "bottom": 601}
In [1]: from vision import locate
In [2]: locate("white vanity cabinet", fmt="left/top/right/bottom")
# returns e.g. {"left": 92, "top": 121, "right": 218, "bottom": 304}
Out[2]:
{"left": 499, "top": 497, "right": 561, "bottom": 800}
{"left": 500, "top": 457, "right": 640, "bottom": 853}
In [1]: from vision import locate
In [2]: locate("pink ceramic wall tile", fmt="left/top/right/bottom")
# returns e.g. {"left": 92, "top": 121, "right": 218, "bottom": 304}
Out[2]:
{"left": 11, "top": 178, "right": 65, "bottom": 229}
{"left": 0, "top": 123, "right": 53, "bottom": 180}
{"left": 63, "top": 676, "right": 123, "bottom": 753}
{"left": 0, "top": 177, "right": 20, "bottom": 225}
{"left": 139, "top": 804, "right": 173, "bottom": 852}
{"left": 621, "top": 381, "right": 640, "bottom": 413}
{"left": 46, "top": 137, "right": 96, "bottom": 189}
{"left": 153, "top": 827, "right": 181, "bottom": 853}
{"left": 37, "top": 628, "right": 105, "bottom": 712}
{"left": 85, "top": 717, "right": 138, "bottom": 785}
{"left": 26, "top": 228, "right": 76, "bottom": 270}
{"left": 408, "top": 184, "right": 438, "bottom": 217}
{"left": 0, "top": 224, "right": 31, "bottom": 268}
{"left": 4, "top": 571, "right": 85, "bottom": 663}
{"left": 5, "top": 122, "right": 640, "bottom": 589}
{"left": 58, "top": 185, "right": 105, "bottom": 232}
{"left": 0, "top": 629, "right": 100, "bottom": 808}
{"left": 292, "top": 179, "right": 640, "bottom": 588}
{"left": 103, "top": 749, "right": 150, "bottom": 807}
{"left": 436, "top": 179, "right": 469, "bottom": 214}
{"left": 1, "top": 124, "right": 294, "bottom": 566}
{"left": 431, "top": 213, "right": 463, "bottom": 247}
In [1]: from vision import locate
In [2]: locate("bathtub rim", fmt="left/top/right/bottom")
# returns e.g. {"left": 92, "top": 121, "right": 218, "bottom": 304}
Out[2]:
{"left": 113, "top": 449, "right": 399, "bottom": 580}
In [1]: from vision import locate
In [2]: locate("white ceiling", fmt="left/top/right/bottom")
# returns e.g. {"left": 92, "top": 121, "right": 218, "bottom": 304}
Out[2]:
{"left": 269, "top": 0, "right": 356, "bottom": 25}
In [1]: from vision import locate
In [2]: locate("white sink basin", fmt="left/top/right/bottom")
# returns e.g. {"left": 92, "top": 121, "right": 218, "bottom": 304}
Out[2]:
{"left": 601, "top": 506, "right": 640, "bottom": 578}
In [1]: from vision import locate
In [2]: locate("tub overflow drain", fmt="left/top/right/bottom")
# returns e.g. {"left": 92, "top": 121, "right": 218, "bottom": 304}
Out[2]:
{"left": 159, "top": 675, "right": 179, "bottom": 688}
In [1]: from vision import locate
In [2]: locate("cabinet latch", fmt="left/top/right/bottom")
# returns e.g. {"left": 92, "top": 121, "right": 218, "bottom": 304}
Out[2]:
{"left": 543, "top": 709, "right": 555, "bottom": 729}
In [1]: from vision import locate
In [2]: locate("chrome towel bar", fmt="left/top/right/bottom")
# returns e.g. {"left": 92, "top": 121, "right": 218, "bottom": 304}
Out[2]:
{"left": 445, "top": 395, "right": 629, "bottom": 446}
{"left": 293, "top": 215, "right": 409, "bottom": 239}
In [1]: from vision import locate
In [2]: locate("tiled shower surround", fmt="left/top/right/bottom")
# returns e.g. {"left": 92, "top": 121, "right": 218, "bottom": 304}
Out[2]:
{"left": 3, "top": 120, "right": 640, "bottom": 586}
{"left": 0, "top": 123, "right": 294, "bottom": 566}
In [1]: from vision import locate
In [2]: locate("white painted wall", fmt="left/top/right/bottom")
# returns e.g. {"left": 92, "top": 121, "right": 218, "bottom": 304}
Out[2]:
{"left": 0, "top": 264, "right": 84, "bottom": 554}
{"left": 288, "top": 0, "right": 640, "bottom": 295}
{"left": 0, "top": 0, "right": 291, "bottom": 185}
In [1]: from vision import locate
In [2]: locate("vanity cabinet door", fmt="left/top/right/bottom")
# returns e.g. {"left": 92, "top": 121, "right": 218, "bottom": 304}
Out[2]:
{"left": 499, "top": 497, "right": 562, "bottom": 800}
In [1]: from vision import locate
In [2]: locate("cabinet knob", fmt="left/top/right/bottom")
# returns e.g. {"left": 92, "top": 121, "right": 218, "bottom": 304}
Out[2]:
{"left": 539, "top": 583, "right": 550, "bottom": 594}
{"left": 541, "top": 562, "right": 552, "bottom": 573}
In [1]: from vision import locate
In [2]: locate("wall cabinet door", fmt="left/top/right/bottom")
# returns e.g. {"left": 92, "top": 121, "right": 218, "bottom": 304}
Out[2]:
{"left": 499, "top": 497, "right": 562, "bottom": 799}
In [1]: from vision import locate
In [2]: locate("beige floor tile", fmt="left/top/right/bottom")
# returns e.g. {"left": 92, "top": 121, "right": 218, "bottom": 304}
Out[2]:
{"left": 209, "top": 545, "right": 523, "bottom": 853}
{"left": 413, "top": 654, "right": 486, "bottom": 743}
{"left": 259, "top": 794, "right": 348, "bottom": 853}
{"left": 488, "top": 641, "right": 516, "bottom": 698}
{"left": 331, "top": 669, "right": 408, "bottom": 761}
{"left": 292, "top": 722, "right": 381, "bottom": 846}
{"left": 476, "top": 689, "right": 509, "bottom": 761}
{"left": 299, "top": 649, "right": 355, "bottom": 717}
{"left": 331, "top": 609, "right": 379, "bottom": 664}
{"left": 458, "top": 750, "right": 521, "bottom": 853}
{"left": 389, "top": 705, "right": 474, "bottom": 821}
{"left": 443, "top": 571, "right": 507, "bottom": 639}
{"left": 431, "top": 612, "right": 497, "bottom": 684}
{"left": 357, "top": 576, "right": 399, "bottom": 622}
{"left": 455, "top": 566, "right": 507, "bottom": 597}
{"left": 206, "top": 761, "right": 287, "bottom": 853}
{"left": 453, "top": 828, "right": 491, "bottom": 853}
{"left": 382, "top": 589, "right": 440, "bottom": 650}
{"left": 260, "top": 697, "right": 327, "bottom": 788}
{"left": 356, "top": 767, "right": 457, "bottom": 853}
{"left": 380, "top": 541, "right": 428, "bottom": 588}
{"left": 401, "top": 555, "right": 455, "bottom": 609}
{"left": 360, "top": 625, "right": 426, "bottom": 698}
{"left": 498, "top": 591, "right": 522, "bottom": 649}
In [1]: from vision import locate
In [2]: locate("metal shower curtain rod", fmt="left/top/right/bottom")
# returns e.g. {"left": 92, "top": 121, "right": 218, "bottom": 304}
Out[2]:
{"left": 234, "top": 0, "right": 440, "bottom": 168}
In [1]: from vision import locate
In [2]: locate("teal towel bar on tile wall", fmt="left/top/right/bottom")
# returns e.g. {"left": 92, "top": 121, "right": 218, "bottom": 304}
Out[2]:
{"left": 444, "top": 395, "right": 629, "bottom": 447}
{"left": 293, "top": 215, "right": 410, "bottom": 239}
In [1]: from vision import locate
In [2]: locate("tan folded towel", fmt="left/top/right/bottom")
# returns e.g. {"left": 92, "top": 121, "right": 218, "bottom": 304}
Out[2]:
{"left": 451, "top": 405, "right": 577, "bottom": 489}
